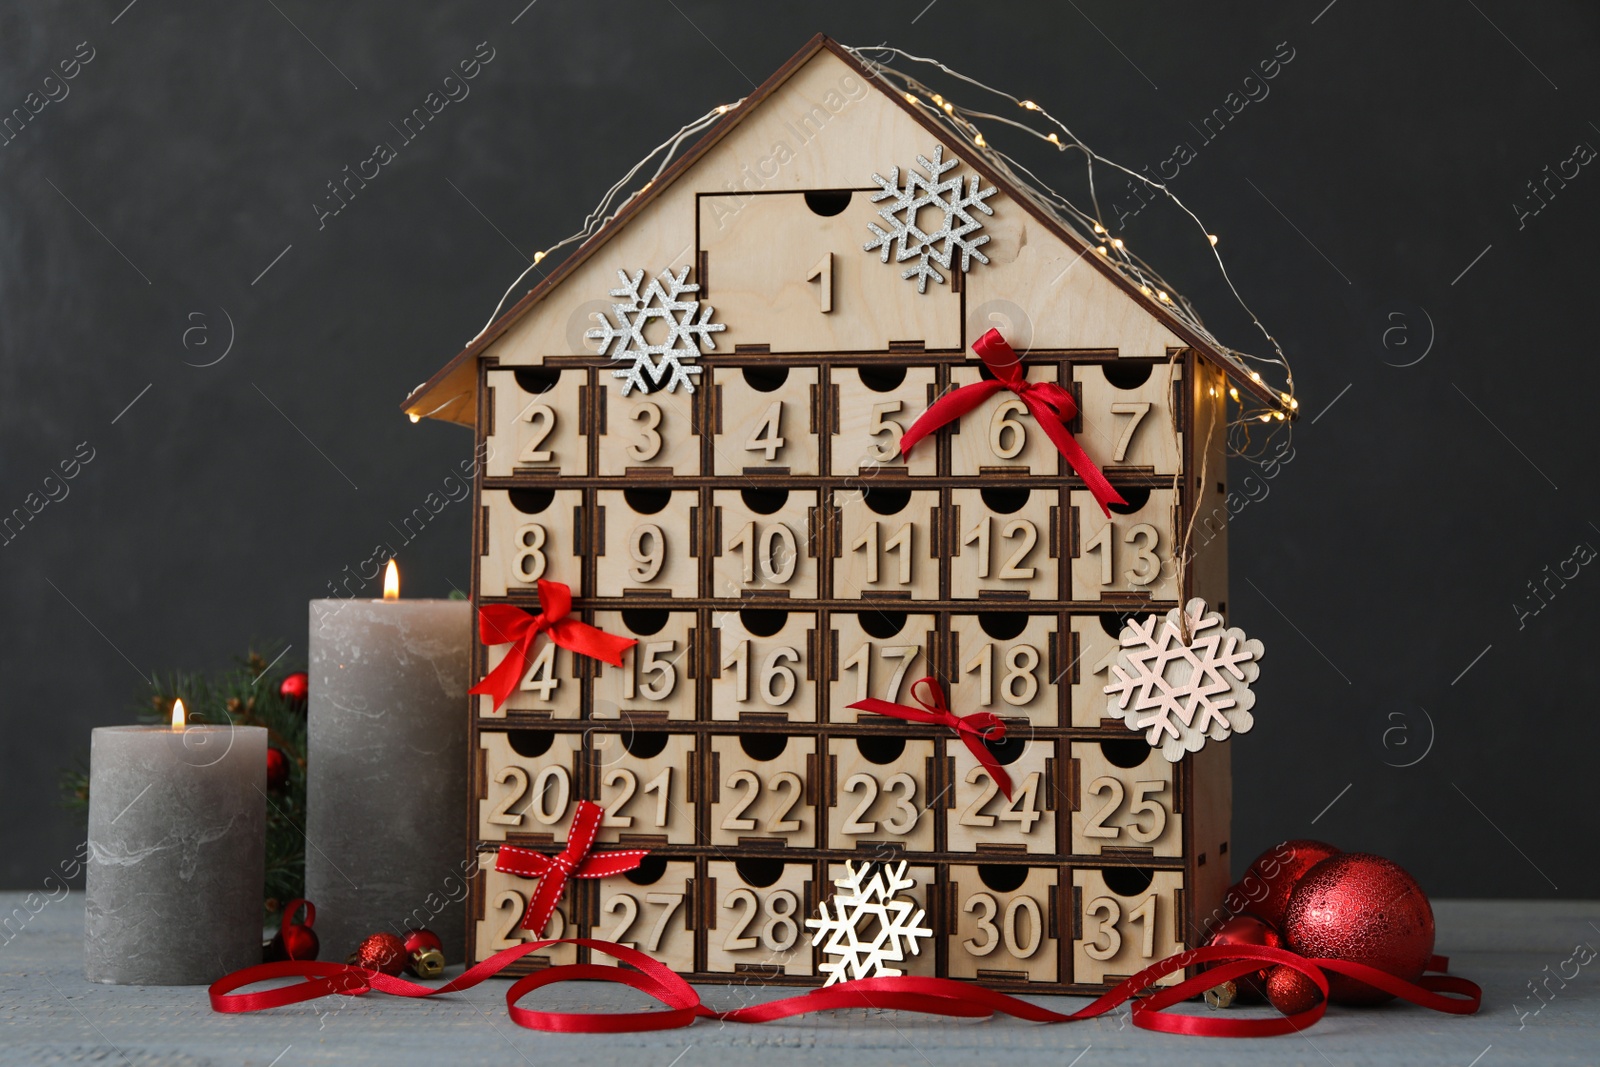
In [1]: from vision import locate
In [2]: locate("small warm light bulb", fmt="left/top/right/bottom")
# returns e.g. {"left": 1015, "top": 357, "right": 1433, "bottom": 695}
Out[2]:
{"left": 1249, "top": 371, "right": 1262, "bottom": 382}
{"left": 1096, "top": 245, "right": 1108, "bottom": 255}
{"left": 932, "top": 93, "right": 944, "bottom": 106}
{"left": 942, "top": 102, "right": 954, "bottom": 114}
{"left": 1093, "top": 223, "right": 1106, "bottom": 234}
{"left": 1289, "top": 398, "right": 1299, "bottom": 410}
{"left": 1279, "top": 392, "right": 1292, "bottom": 404}
{"left": 974, "top": 133, "right": 986, "bottom": 147}
{"left": 904, "top": 92, "right": 918, "bottom": 105}
{"left": 383, "top": 559, "right": 400, "bottom": 601}
{"left": 1157, "top": 291, "right": 1170, "bottom": 303}
{"left": 1139, "top": 285, "right": 1152, "bottom": 296}
{"left": 171, "top": 699, "right": 186, "bottom": 731}
{"left": 715, "top": 104, "right": 729, "bottom": 114}
{"left": 408, "top": 413, "right": 421, "bottom": 424}
{"left": 1111, "top": 238, "right": 1124, "bottom": 250}
{"left": 533, "top": 251, "right": 545, "bottom": 263}
{"left": 1273, "top": 411, "right": 1286, "bottom": 421}
{"left": 1046, "top": 132, "right": 1061, "bottom": 146}
{"left": 1229, "top": 387, "right": 1240, "bottom": 401}
{"left": 1020, "top": 99, "right": 1039, "bottom": 110}
{"left": 1258, "top": 414, "right": 1272, "bottom": 423}
{"left": 1208, "top": 234, "right": 1219, "bottom": 246}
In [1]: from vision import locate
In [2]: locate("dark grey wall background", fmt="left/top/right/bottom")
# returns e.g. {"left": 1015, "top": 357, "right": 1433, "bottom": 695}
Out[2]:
{"left": 3, "top": 1, "right": 1595, "bottom": 897}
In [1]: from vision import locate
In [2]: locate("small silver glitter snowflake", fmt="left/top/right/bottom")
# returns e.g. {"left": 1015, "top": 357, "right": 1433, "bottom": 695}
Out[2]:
{"left": 805, "top": 860, "right": 932, "bottom": 985}
{"left": 585, "top": 266, "right": 725, "bottom": 395}
{"left": 864, "top": 145, "right": 997, "bottom": 293}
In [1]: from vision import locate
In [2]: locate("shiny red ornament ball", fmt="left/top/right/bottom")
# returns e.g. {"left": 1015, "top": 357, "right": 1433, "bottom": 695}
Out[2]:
{"left": 279, "top": 671, "right": 309, "bottom": 703}
{"left": 352, "top": 931, "right": 408, "bottom": 976}
{"left": 1266, "top": 964, "right": 1323, "bottom": 1015}
{"left": 1203, "top": 914, "right": 1282, "bottom": 1002}
{"left": 404, "top": 928, "right": 446, "bottom": 978}
{"left": 1282, "top": 852, "right": 1435, "bottom": 1005}
{"left": 265, "top": 747, "right": 290, "bottom": 791}
{"left": 1228, "top": 838, "right": 1341, "bottom": 930}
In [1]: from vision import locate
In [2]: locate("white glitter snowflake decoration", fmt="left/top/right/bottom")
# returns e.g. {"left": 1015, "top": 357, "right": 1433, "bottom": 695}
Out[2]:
{"left": 805, "top": 860, "right": 932, "bottom": 986}
{"left": 1104, "top": 598, "right": 1265, "bottom": 763}
{"left": 585, "top": 266, "right": 725, "bottom": 395}
{"left": 864, "top": 144, "right": 997, "bottom": 293}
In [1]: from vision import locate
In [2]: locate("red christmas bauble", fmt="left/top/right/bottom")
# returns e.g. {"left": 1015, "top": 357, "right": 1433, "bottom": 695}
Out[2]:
{"left": 1282, "top": 852, "right": 1435, "bottom": 1005}
{"left": 264, "top": 899, "right": 319, "bottom": 962}
{"left": 404, "top": 928, "right": 446, "bottom": 978}
{"left": 266, "top": 747, "right": 291, "bottom": 791}
{"left": 1228, "top": 839, "right": 1341, "bottom": 930}
{"left": 279, "top": 671, "right": 309, "bottom": 703}
{"left": 352, "top": 931, "right": 407, "bottom": 976}
{"left": 1203, "top": 914, "right": 1282, "bottom": 1002}
{"left": 1266, "top": 964, "right": 1323, "bottom": 1015}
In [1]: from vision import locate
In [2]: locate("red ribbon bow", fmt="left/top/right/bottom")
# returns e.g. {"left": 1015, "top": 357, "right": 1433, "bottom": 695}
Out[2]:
{"left": 469, "top": 580, "right": 636, "bottom": 713}
{"left": 850, "top": 676, "right": 1014, "bottom": 801}
{"left": 899, "top": 328, "right": 1127, "bottom": 516}
{"left": 494, "top": 800, "right": 650, "bottom": 937}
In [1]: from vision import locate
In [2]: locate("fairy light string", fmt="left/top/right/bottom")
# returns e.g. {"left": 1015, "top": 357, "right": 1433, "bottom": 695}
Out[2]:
{"left": 460, "top": 44, "right": 1296, "bottom": 452}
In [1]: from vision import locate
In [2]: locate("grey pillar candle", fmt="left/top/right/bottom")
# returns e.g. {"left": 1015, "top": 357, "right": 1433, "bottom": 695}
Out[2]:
{"left": 85, "top": 715, "right": 267, "bottom": 984}
{"left": 306, "top": 579, "right": 470, "bottom": 963}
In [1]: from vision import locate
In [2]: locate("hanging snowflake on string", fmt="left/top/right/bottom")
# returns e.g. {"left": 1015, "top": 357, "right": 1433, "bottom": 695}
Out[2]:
{"left": 1104, "top": 598, "right": 1265, "bottom": 763}
{"left": 585, "top": 266, "right": 725, "bottom": 395}
{"left": 864, "top": 144, "right": 997, "bottom": 293}
{"left": 805, "top": 860, "right": 932, "bottom": 985}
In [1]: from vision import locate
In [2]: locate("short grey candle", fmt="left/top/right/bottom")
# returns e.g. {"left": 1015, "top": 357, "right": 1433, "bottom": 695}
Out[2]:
{"left": 85, "top": 713, "right": 267, "bottom": 984}
{"left": 306, "top": 567, "right": 470, "bottom": 963}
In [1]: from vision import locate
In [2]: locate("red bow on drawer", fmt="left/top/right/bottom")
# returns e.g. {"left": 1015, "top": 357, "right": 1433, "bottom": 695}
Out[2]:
{"left": 495, "top": 800, "right": 650, "bottom": 937}
{"left": 850, "top": 676, "right": 1014, "bottom": 800}
{"left": 899, "top": 328, "right": 1127, "bottom": 517}
{"left": 470, "top": 579, "right": 636, "bottom": 713}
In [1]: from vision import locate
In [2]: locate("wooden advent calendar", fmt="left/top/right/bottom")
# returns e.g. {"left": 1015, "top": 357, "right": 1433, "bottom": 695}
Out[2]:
{"left": 404, "top": 35, "right": 1281, "bottom": 994}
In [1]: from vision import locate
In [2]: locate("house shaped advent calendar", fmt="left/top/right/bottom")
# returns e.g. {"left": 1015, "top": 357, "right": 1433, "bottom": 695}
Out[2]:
{"left": 403, "top": 35, "right": 1283, "bottom": 993}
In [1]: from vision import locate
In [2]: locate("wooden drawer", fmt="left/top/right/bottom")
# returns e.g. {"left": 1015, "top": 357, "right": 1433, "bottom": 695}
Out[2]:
{"left": 707, "top": 734, "right": 817, "bottom": 850}
{"left": 476, "top": 731, "right": 584, "bottom": 844}
{"left": 709, "top": 489, "right": 819, "bottom": 599}
{"left": 1069, "top": 740, "right": 1182, "bottom": 858}
{"left": 829, "top": 365, "right": 937, "bottom": 476}
{"left": 950, "top": 488, "right": 1058, "bottom": 601}
{"left": 826, "top": 610, "right": 935, "bottom": 723}
{"left": 825, "top": 736, "right": 938, "bottom": 852}
{"left": 1068, "top": 487, "right": 1178, "bottom": 603}
{"left": 594, "top": 488, "right": 698, "bottom": 598}
{"left": 946, "top": 864, "right": 1059, "bottom": 983}
{"left": 590, "top": 858, "right": 698, "bottom": 974}
{"left": 946, "top": 613, "right": 1059, "bottom": 728}
{"left": 704, "top": 859, "right": 815, "bottom": 976}
{"left": 949, "top": 363, "right": 1060, "bottom": 477}
{"left": 707, "top": 609, "right": 818, "bottom": 723}
{"left": 479, "top": 488, "right": 585, "bottom": 598}
{"left": 1071, "top": 868, "right": 1185, "bottom": 986}
{"left": 590, "top": 609, "right": 696, "bottom": 722}
{"left": 711, "top": 365, "right": 821, "bottom": 476}
{"left": 485, "top": 367, "right": 588, "bottom": 478}
{"left": 591, "top": 731, "right": 697, "bottom": 845}
{"left": 831, "top": 486, "right": 940, "bottom": 600}
{"left": 1070, "top": 361, "right": 1182, "bottom": 477}
{"left": 946, "top": 738, "right": 1057, "bottom": 855}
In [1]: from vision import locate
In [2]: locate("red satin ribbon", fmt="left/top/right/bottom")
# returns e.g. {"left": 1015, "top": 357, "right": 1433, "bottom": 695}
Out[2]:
{"left": 469, "top": 580, "right": 636, "bottom": 713}
{"left": 849, "top": 676, "right": 1014, "bottom": 800}
{"left": 210, "top": 939, "right": 1480, "bottom": 1038}
{"left": 899, "top": 328, "right": 1127, "bottom": 516}
{"left": 495, "top": 800, "right": 649, "bottom": 936}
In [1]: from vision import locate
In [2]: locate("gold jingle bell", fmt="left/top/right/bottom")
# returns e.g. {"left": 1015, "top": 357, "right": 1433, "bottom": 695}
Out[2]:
{"left": 409, "top": 947, "right": 446, "bottom": 979}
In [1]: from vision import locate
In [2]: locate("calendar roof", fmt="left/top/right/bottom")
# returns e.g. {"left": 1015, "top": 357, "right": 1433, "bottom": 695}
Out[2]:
{"left": 402, "top": 34, "right": 1283, "bottom": 427}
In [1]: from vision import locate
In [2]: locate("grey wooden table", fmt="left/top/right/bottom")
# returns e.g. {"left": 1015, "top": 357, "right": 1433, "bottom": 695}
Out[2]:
{"left": 2, "top": 893, "right": 1594, "bottom": 1066}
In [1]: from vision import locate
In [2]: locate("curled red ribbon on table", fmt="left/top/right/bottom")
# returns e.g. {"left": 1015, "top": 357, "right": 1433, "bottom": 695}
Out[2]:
{"left": 210, "top": 939, "right": 1480, "bottom": 1038}
{"left": 495, "top": 800, "right": 649, "bottom": 936}
{"left": 469, "top": 579, "right": 636, "bottom": 713}
{"left": 899, "top": 328, "right": 1127, "bottom": 516}
{"left": 850, "top": 676, "right": 1013, "bottom": 800}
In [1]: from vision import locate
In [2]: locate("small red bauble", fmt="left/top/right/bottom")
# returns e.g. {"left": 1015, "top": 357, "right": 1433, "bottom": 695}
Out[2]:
{"left": 403, "top": 928, "right": 446, "bottom": 978}
{"left": 1266, "top": 964, "right": 1323, "bottom": 1015}
{"left": 1203, "top": 914, "right": 1282, "bottom": 1002}
{"left": 351, "top": 931, "right": 407, "bottom": 976}
{"left": 264, "top": 899, "right": 319, "bottom": 963}
{"left": 279, "top": 671, "right": 309, "bottom": 703}
{"left": 1228, "top": 839, "right": 1341, "bottom": 930}
{"left": 265, "top": 747, "right": 291, "bottom": 791}
{"left": 1282, "top": 852, "right": 1435, "bottom": 1005}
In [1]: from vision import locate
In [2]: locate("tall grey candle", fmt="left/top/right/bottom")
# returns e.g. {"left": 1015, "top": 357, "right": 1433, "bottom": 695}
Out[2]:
{"left": 85, "top": 715, "right": 267, "bottom": 984}
{"left": 306, "top": 576, "right": 470, "bottom": 963}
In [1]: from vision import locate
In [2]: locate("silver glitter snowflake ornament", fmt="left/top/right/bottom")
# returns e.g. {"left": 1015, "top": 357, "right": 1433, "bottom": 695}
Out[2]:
{"left": 1104, "top": 598, "right": 1265, "bottom": 763}
{"left": 864, "top": 144, "right": 997, "bottom": 293}
{"left": 586, "top": 266, "right": 725, "bottom": 395}
{"left": 805, "top": 860, "right": 932, "bottom": 985}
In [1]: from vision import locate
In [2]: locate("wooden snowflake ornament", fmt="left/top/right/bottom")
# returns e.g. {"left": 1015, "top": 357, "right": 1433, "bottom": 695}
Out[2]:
{"left": 805, "top": 860, "right": 932, "bottom": 985}
{"left": 1103, "top": 598, "right": 1265, "bottom": 762}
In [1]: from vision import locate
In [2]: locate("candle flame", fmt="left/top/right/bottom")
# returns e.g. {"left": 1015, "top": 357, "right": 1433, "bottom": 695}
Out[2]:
{"left": 171, "top": 698, "right": 186, "bottom": 730}
{"left": 383, "top": 559, "right": 400, "bottom": 601}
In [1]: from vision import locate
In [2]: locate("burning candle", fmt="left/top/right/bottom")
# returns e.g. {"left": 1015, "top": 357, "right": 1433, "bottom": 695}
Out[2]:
{"left": 306, "top": 560, "right": 471, "bottom": 962}
{"left": 84, "top": 700, "right": 268, "bottom": 984}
